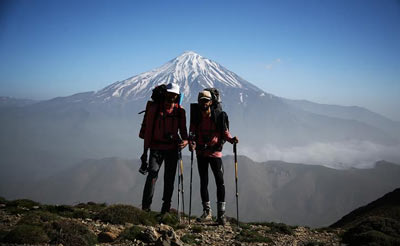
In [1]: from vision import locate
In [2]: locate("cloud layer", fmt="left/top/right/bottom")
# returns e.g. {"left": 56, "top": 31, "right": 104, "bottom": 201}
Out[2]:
{"left": 237, "top": 140, "right": 400, "bottom": 169}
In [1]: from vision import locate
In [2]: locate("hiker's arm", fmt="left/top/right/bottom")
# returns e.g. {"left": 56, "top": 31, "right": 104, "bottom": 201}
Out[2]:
{"left": 223, "top": 130, "right": 239, "bottom": 144}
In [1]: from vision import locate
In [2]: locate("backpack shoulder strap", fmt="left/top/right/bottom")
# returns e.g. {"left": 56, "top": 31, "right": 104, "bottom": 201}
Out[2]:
{"left": 220, "top": 111, "right": 229, "bottom": 131}
{"left": 190, "top": 103, "right": 201, "bottom": 126}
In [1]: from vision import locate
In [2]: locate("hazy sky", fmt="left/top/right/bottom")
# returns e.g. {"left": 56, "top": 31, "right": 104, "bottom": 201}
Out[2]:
{"left": 1, "top": 0, "right": 399, "bottom": 120}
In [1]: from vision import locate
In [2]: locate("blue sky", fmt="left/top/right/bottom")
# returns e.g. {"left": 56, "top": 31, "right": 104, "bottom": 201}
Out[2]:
{"left": 1, "top": 0, "right": 399, "bottom": 120}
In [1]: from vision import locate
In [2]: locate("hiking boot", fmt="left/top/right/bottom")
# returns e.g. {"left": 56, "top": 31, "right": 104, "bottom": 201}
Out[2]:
{"left": 160, "top": 202, "right": 171, "bottom": 214}
{"left": 196, "top": 201, "right": 212, "bottom": 222}
{"left": 217, "top": 213, "right": 226, "bottom": 225}
{"left": 217, "top": 202, "right": 226, "bottom": 226}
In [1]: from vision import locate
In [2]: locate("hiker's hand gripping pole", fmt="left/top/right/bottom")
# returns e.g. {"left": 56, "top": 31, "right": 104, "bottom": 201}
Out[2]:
{"left": 233, "top": 143, "right": 239, "bottom": 227}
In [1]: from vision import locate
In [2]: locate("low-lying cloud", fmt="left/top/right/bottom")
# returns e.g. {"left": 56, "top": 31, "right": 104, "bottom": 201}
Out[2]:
{"left": 237, "top": 140, "right": 400, "bottom": 169}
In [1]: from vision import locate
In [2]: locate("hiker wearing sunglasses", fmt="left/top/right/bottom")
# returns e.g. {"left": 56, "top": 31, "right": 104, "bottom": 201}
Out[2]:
{"left": 139, "top": 83, "right": 188, "bottom": 214}
{"left": 189, "top": 89, "right": 239, "bottom": 225}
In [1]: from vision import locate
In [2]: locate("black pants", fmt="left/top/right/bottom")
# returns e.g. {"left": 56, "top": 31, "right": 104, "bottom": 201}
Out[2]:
{"left": 142, "top": 149, "right": 178, "bottom": 210}
{"left": 197, "top": 156, "right": 225, "bottom": 203}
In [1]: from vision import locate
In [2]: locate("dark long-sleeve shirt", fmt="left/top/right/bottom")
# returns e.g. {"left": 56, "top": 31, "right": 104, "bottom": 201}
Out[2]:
{"left": 141, "top": 102, "right": 188, "bottom": 150}
{"left": 190, "top": 114, "right": 233, "bottom": 158}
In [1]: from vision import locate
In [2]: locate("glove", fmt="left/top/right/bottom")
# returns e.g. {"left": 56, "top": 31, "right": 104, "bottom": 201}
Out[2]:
{"left": 189, "top": 141, "right": 196, "bottom": 151}
{"left": 139, "top": 152, "right": 148, "bottom": 175}
{"left": 231, "top": 136, "right": 239, "bottom": 144}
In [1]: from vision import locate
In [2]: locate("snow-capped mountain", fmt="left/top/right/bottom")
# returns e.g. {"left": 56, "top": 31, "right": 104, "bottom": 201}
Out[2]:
{"left": 94, "top": 51, "right": 266, "bottom": 104}
{"left": 1, "top": 51, "right": 400, "bottom": 169}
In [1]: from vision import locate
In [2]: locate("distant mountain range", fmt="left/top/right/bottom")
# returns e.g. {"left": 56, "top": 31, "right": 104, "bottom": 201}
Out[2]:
{"left": 3, "top": 156, "right": 400, "bottom": 227}
{"left": 1, "top": 51, "right": 399, "bottom": 172}
{"left": 0, "top": 97, "right": 38, "bottom": 108}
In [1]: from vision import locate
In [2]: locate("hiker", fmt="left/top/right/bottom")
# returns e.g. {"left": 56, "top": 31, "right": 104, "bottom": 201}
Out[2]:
{"left": 189, "top": 89, "right": 239, "bottom": 225}
{"left": 139, "top": 83, "right": 188, "bottom": 214}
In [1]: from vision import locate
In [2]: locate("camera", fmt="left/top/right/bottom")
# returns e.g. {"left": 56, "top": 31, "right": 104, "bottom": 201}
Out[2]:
{"left": 164, "top": 133, "right": 174, "bottom": 142}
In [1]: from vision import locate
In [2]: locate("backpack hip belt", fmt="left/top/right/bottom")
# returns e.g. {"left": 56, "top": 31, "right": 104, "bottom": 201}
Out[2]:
{"left": 197, "top": 143, "right": 223, "bottom": 152}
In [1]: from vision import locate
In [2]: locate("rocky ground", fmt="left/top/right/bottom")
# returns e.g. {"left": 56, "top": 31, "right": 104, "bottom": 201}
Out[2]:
{"left": 0, "top": 199, "right": 343, "bottom": 246}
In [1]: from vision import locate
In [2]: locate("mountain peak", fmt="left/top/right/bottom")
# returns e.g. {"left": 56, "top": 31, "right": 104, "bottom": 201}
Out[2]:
{"left": 95, "top": 51, "right": 264, "bottom": 102}
{"left": 178, "top": 50, "right": 202, "bottom": 58}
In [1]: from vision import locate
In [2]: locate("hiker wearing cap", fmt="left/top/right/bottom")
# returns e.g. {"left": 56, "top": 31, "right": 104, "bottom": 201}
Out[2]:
{"left": 139, "top": 83, "right": 188, "bottom": 214}
{"left": 189, "top": 89, "right": 239, "bottom": 225}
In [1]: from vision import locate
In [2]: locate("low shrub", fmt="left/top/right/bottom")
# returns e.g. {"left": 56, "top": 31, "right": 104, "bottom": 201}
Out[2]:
{"left": 342, "top": 216, "right": 400, "bottom": 246}
{"left": 251, "top": 222, "right": 295, "bottom": 235}
{"left": 7, "top": 199, "right": 40, "bottom": 208}
{"left": 17, "top": 211, "right": 60, "bottom": 226}
{"left": 119, "top": 225, "right": 145, "bottom": 241}
{"left": 0, "top": 229, "right": 8, "bottom": 242}
{"left": 3, "top": 224, "right": 49, "bottom": 244}
{"left": 181, "top": 233, "right": 201, "bottom": 245}
{"left": 191, "top": 225, "right": 203, "bottom": 233}
{"left": 235, "top": 229, "right": 272, "bottom": 243}
{"left": 158, "top": 212, "right": 179, "bottom": 227}
{"left": 71, "top": 208, "right": 92, "bottom": 219}
{"left": 5, "top": 199, "right": 41, "bottom": 214}
{"left": 0, "top": 196, "right": 7, "bottom": 204}
{"left": 75, "top": 202, "right": 107, "bottom": 213}
{"left": 46, "top": 219, "right": 97, "bottom": 246}
{"left": 96, "top": 204, "right": 157, "bottom": 225}
{"left": 44, "top": 204, "right": 76, "bottom": 218}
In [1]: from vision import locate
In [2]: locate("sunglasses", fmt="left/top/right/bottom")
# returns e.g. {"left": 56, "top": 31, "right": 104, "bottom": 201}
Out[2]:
{"left": 199, "top": 98, "right": 211, "bottom": 103}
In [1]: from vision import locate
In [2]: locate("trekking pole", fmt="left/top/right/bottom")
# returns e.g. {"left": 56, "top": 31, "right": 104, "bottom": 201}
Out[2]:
{"left": 179, "top": 150, "right": 185, "bottom": 222}
{"left": 189, "top": 148, "right": 194, "bottom": 224}
{"left": 177, "top": 152, "right": 181, "bottom": 222}
{"left": 233, "top": 143, "right": 239, "bottom": 227}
